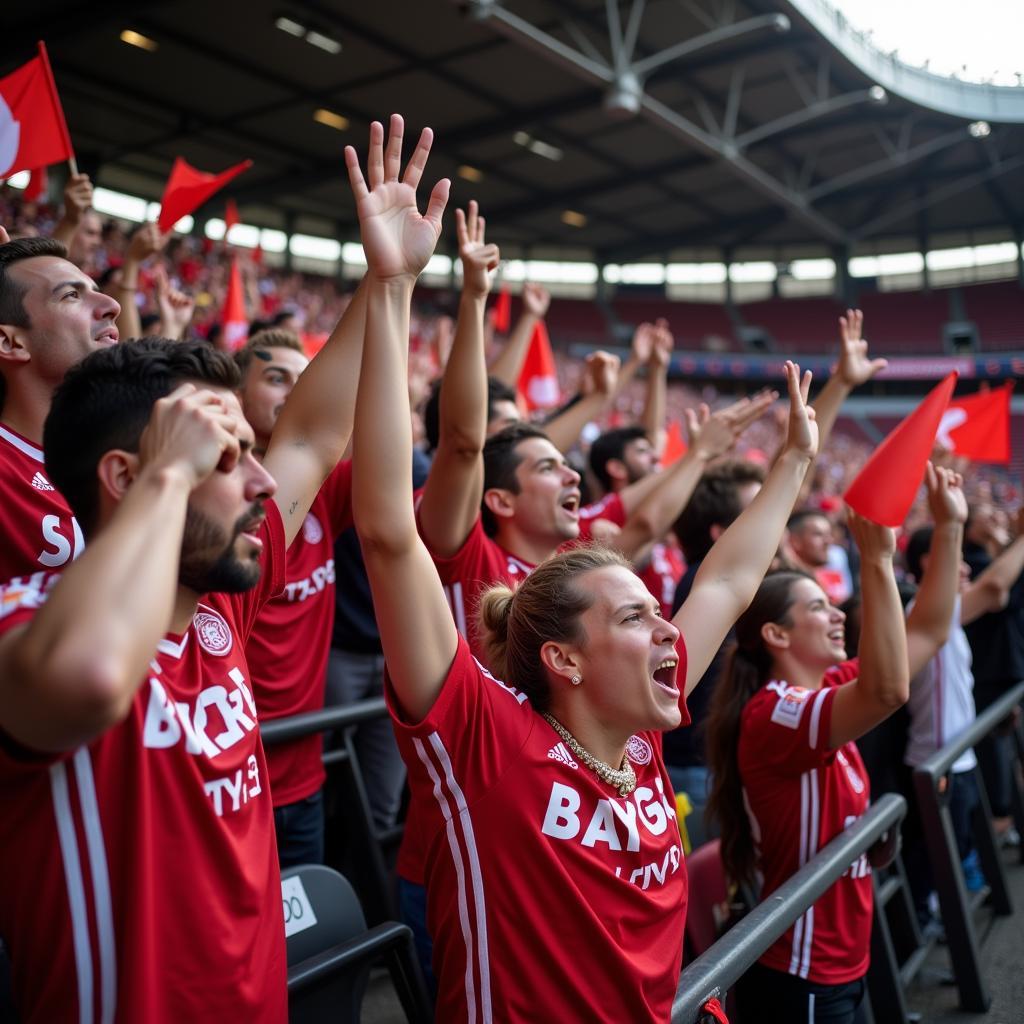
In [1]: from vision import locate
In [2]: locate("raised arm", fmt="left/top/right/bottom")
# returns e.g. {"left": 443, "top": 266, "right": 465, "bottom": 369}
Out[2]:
{"left": 640, "top": 320, "right": 672, "bottom": 457}
{"left": 154, "top": 263, "right": 196, "bottom": 340}
{"left": 612, "top": 390, "right": 776, "bottom": 559}
{"left": 346, "top": 116, "right": 458, "bottom": 723}
{"left": 0, "top": 386, "right": 242, "bottom": 751}
{"left": 50, "top": 173, "right": 94, "bottom": 251}
{"left": 961, "top": 506, "right": 1024, "bottom": 625}
{"left": 675, "top": 362, "right": 817, "bottom": 693}
{"left": 114, "top": 224, "right": 166, "bottom": 341}
{"left": 418, "top": 200, "right": 499, "bottom": 557}
{"left": 828, "top": 513, "right": 908, "bottom": 747}
{"left": 905, "top": 463, "right": 966, "bottom": 674}
{"left": 261, "top": 259, "right": 368, "bottom": 546}
{"left": 810, "top": 310, "right": 888, "bottom": 448}
{"left": 489, "top": 282, "right": 549, "bottom": 388}
{"left": 543, "top": 350, "right": 620, "bottom": 454}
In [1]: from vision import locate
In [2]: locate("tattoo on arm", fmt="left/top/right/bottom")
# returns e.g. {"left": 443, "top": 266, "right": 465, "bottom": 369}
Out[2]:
{"left": 289, "top": 501, "right": 299, "bottom": 516}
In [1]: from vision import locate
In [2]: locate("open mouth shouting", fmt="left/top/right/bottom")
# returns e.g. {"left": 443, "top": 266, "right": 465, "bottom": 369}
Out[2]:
{"left": 652, "top": 657, "right": 679, "bottom": 697}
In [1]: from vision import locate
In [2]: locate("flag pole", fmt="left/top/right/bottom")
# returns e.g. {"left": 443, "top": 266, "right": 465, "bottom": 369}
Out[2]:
{"left": 36, "top": 42, "right": 76, "bottom": 172}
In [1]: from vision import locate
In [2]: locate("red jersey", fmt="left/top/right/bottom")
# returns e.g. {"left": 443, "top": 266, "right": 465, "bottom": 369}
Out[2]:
{"left": 246, "top": 460, "right": 352, "bottom": 806}
{"left": 0, "top": 504, "right": 289, "bottom": 1024}
{"left": 0, "top": 423, "right": 84, "bottom": 579}
{"left": 638, "top": 541, "right": 685, "bottom": 621}
{"left": 388, "top": 636, "right": 690, "bottom": 1023}
{"left": 739, "top": 659, "right": 872, "bottom": 985}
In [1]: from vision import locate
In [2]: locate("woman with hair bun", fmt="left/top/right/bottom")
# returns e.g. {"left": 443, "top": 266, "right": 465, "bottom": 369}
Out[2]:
{"left": 345, "top": 115, "right": 819, "bottom": 1022}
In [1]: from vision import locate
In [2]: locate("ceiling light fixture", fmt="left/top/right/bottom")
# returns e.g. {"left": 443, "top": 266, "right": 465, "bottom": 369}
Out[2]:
{"left": 513, "top": 130, "right": 563, "bottom": 162}
{"left": 561, "top": 210, "right": 587, "bottom": 228}
{"left": 120, "top": 29, "right": 158, "bottom": 52}
{"left": 306, "top": 30, "right": 342, "bottom": 54}
{"left": 968, "top": 120, "right": 991, "bottom": 138}
{"left": 313, "top": 108, "right": 349, "bottom": 131}
{"left": 274, "top": 16, "right": 306, "bottom": 37}
{"left": 457, "top": 165, "right": 484, "bottom": 182}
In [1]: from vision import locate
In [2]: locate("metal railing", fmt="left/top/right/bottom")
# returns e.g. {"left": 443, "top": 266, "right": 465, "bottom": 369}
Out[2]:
{"left": 260, "top": 697, "right": 387, "bottom": 746}
{"left": 671, "top": 793, "right": 906, "bottom": 1024}
{"left": 912, "top": 680, "right": 1024, "bottom": 1011}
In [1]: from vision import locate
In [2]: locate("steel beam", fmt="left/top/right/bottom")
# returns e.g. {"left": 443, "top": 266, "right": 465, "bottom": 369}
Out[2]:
{"left": 734, "top": 87, "right": 885, "bottom": 149}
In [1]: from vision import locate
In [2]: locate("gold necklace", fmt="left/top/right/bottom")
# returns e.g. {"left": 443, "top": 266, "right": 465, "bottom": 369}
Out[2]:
{"left": 542, "top": 713, "right": 637, "bottom": 796}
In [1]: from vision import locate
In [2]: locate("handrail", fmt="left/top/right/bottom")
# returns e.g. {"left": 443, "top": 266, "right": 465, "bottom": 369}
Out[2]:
{"left": 260, "top": 697, "right": 388, "bottom": 746}
{"left": 915, "top": 681, "right": 1024, "bottom": 782}
{"left": 671, "top": 794, "right": 906, "bottom": 1023}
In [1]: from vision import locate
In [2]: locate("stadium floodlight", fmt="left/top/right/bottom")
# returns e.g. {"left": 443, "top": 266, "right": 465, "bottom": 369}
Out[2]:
{"left": 457, "top": 165, "right": 484, "bottom": 182}
{"left": 306, "top": 31, "right": 341, "bottom": 55}
{"left": 120, "top": 30, "right": 158, "bottom": 52}
{"left": 968, "top": 120, "right": 991, "bottom": 138}
{"left": 868, "top": 85, "right": 888, "bottom": 104}
{"left": 561, "top": 210, "right": 587, "bottom": 228}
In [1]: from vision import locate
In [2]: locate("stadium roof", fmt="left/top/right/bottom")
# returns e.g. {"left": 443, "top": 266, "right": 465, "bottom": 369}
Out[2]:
{"left": 7, "top": 0, "right": 1024, "bottom": 263}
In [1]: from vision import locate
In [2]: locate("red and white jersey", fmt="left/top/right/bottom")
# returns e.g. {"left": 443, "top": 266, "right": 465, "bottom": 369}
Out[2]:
{"left": 421, "top": 492, "right": 627, "bottom": 665}
{"left": 0, "top": 423, "right": 84, "bottom": 580}
{"left": 246, "top": 460, "right": 352, "bottom": 806}
{"left": 638, "top": 540, "right": 685, "bottom": 621}
{"left": 739, "top": 659, "right": 872, "bottom": 985}
{"left": 0, "top": 504, "right": 289, "bottom": 1024}
{"left": 388, "top": 636, "right": 690, "bottom": 1023}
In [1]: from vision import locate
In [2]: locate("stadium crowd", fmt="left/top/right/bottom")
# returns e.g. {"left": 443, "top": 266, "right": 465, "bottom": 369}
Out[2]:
{"left": 0, "top": 115, "right": 1022, "bottom": 1024}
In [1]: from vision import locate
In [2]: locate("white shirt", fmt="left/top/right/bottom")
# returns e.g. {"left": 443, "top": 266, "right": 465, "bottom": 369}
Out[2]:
{"left": 904, "top": 595, "right": 977, "bottom": 773}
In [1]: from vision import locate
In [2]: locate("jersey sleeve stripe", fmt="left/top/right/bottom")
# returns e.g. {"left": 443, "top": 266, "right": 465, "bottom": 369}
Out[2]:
{"left": 808, "top": 687, "right": 830, "bottom": 750}
{"left": 49, "top": 758, "right": 95, "bottom": 1024}
{"left": 73, "top": 749, "right": 117, "bottom": 1024}
{"left": 428, "top": 732, "right": 494, "bottom": 1023}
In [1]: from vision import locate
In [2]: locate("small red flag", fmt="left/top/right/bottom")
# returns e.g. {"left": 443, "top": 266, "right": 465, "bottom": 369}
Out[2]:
{"left": 491, "top": 287, "right": 512, "bottom": 333}
{"left": 220, "top": 258, "right": 248, "bottom": 353}
{"left": 0, "top": 43, "right": 75, "bottom": 180}
{"left": 23, "top": 166, "right": 48, "bottom": 202}
{"left": 158, "top": 157, "right": 252, "bottom": 232}
{"left": 661, "top": 420, "right": 688, "bottom": 466}
{"left": 936, "top": 383, "right": 1012, "bottom": 464}
{"left": 517, "top": 321, "right": 560, "bottom": 411}
{"left": 844, "top": 371, "right": 957, "bottom": 526}
{"left": 224, "top": 197, "right": 239, "bottom": 232}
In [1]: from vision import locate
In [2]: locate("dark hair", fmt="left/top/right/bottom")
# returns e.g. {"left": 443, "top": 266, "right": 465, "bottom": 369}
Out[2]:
{"left": 672, "top": 459, "right": 766, "bottom": 563}
{"left": 904, "top": 526, "right": 933, "bottom": 583}
{"left": 44, "top": 337, "right": 241, "bottom": 535}
{"left": 0, "top": 237, "right": 68, "bottom": 328}
{"left": 422, "top": 375, "right": 519, "bottom": 453}
{"left": 787, "top": 508, "right": 829, "bottom": 534}
{"left": 588, "top": 426, "right": 648, "bottom": 493}
{"left": 481, "top": 422, "right": 550, "bottom": 535}
{"left": 706, "top": 570, "right": 811, "bottom": 889}
{"left": 478, "top": 544, "right": 631, "bottom": 712}
{"left": 234, "top": 328, "right": 306, "bottom": 378}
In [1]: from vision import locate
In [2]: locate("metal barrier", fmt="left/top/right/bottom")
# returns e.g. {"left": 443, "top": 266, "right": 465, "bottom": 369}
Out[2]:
{"left": 912, "top": 679, "right": 1024, "bottom": 1012}
{"left": 261, "top": 697, "right": 399, "bottom": 923}
{"left": 671, "top": 793, "right": 907, "bottom": 1024}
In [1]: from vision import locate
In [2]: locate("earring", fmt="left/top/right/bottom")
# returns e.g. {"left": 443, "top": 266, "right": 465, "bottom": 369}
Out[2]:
{"left": 570, "top": 674, "right": 582, "bottom": 686}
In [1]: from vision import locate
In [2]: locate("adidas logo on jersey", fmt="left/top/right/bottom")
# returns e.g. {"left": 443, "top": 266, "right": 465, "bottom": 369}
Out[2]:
{"left": 31, "top": 472, "right": 54, "bottom": 492}
{"left": 547, "top": 742, "right": 578, "bottom": 770}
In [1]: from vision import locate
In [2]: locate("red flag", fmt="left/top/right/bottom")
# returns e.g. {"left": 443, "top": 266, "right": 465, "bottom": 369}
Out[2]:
{"left": 224, "top": 197, "right": 239, "bottom": 232}
{"left": 23, "top": 166, "right": 48, "bottom": 202}
{"left": 517, "top": 321, "right": 560, "bottom": 411}
{"left": 491, "top": 287, "right": 512, "bottom": 333}
{"left": 844, "top": 371, "right": 957, "bottom": 527}
{"left": 660, "top": 420, "right": 688, "bottom": 466}
{"left": 937, "top": 383, "right": 1012, "bottom": 464}
{"left": 220, "top": 258, "right": 248, "bottom": 353}
{"left": 0, "top": 43, "right": 75, "bottom": 180}
{"left": 158, "top": 157, "right": 252, "bottom": 232}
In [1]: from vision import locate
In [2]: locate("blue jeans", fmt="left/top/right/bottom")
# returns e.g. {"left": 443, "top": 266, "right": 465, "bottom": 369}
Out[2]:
{"left": 273, "top": 790, "right": 325, "bottom": 869}
{"left": 398, "top": 877, "right": 436, "bottom": 997}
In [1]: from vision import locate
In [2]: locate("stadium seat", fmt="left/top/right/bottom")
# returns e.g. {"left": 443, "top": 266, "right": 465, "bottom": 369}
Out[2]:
{"left": 283, "top": 864, "right": 432, "bottom": 1024}
{"left": 684, "top": 839, "right": 731, "bottom": 959}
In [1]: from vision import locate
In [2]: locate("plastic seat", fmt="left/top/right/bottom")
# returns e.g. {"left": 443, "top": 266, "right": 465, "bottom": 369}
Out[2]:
{"left": 283, "top": 863, "right": 432, "bottom": 1024}
{"left": 684, "top": 839, "right": 731, "bottom": 958}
